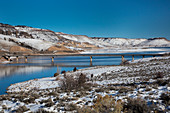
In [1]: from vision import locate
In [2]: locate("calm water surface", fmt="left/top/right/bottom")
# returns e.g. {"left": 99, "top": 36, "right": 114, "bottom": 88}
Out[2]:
{"left": 0, "top": 49, "right": 169, "bottom": 95}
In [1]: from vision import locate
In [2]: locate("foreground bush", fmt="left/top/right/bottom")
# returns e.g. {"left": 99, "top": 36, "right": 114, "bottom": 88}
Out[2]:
{"left": 123, "top": 98, "right": 151, "bottom": 113}
{"left": 78, "top": 95, "right": 123, "bottom": 113}
{"left": 160, "top": 93, "right": 170, "bottom": 106}
{"left": 78, "top": 96, "right": 160, "bottom": 113}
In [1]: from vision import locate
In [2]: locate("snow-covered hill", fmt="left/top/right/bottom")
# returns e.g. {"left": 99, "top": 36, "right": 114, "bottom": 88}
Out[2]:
{"left": 15, "top": 26, "right": 59, "bottom": 42}
{"left": 92, "top": 37, "right": 170, "bottom": 47}
{"left": 0, "top": 23, "right": 169, "bottom": 54}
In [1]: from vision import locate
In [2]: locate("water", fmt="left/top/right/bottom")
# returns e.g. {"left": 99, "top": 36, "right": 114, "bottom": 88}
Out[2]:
{"left": 0, "top": 49, "right": 169, "bottom": 95}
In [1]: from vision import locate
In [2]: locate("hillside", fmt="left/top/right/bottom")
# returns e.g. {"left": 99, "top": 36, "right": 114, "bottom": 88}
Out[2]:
{"left": 0, "top": 23, "right": 170, "bottom": 54}
{"left": 92, "top": 37, "right": 170, "bottom": 47}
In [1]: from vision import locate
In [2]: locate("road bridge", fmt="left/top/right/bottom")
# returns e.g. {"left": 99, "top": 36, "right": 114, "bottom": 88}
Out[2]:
{"left": 0, "top": 52, "right": 169, "bottom": 64}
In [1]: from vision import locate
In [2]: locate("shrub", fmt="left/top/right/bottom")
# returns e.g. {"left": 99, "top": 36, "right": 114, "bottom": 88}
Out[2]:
{"left": 120, "top": 60, "right": 129, "bottom": 65}
{"left": 35, "top": 109, "right": 56, "bottom": 113}
{"left": 156, "top": 79, "right": 168, "bottom": 86}
{"left": 154, "top": 72, "right": 164, "bottom": 79}
{"left": 160, "top": 93, "right": 170, "bottom": 106}
{"left": 23, "top": 97, "right": 35, "bottom": 104}
{"left": 59, "top": 73, "right": 87, "bottom": 91}
{"left": 95, "top": 88, "right": 104, "bottom": 92}
{"left": 77, "top": 106, "right": 95, "bottom": 113}
{"left": 54, "top": 73, "right": 59, "bottom": 77}
{"left": 15, "top": 105, "right": 29, "bottom": 113}
{"left": 123, "top": 98, "right": 150, "bottom": 113}
{"left": 92, "top": 95, "right": 117, "bottom": 113}
{"left": 78, "top": 95, "right": 123, "bottom": 113}
{"left": 73, "top": 67, "right": 77, "bottom": 72}
{"left": 61, "top": 70, "right": 66, "bottom": 74}
{"left": 65, "top": 103, "right": 77, "bottom": 111}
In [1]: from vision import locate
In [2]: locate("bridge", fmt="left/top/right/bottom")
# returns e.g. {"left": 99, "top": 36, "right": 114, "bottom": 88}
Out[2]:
{"left": 0, "top": 52, "right": 169, "bottom": 64}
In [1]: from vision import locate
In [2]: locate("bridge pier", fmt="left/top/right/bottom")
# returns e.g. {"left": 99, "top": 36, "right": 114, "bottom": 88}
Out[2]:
{"left": 51, "top": 56, "right": 54, "bottom": 62}
{"left": 90, "top": 56, "right": 92, "bottom": 66}
{"left": 121, "top": 55, "right": 124, "bottom": 62}
{"left": 132, "top": 55, "right": 134, "bottom": 62}
{"left": 16, "top": 56, "right": 19, "bottom": 63}
{"left": 90, "top": 56, "right": 92, "bottom": 62}
{"left": 25, "top": 56, "right": 28, "bottom": 63}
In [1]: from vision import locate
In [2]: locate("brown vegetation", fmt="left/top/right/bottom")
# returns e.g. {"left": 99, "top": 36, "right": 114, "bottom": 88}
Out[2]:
{"left": 10, "top": 46, "right": 33, "bottom": 53}
{"left": 59, "top": 73, "right": 88, "bottom": 91}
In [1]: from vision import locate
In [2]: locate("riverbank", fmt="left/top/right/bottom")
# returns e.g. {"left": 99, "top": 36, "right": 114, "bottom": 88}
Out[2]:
{"left": 0, "top": 56, "right": 169, "bottom": 112}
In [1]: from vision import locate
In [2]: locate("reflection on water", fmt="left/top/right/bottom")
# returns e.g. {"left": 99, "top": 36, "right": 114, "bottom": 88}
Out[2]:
{"left": 0, "top": 49, "right": 169, "bottom": 95}
{"left": 0, "top": 66, "right": 84, "bottom": 95}
{"left": 0, "top": 66, "right": 47, "bottom": 79}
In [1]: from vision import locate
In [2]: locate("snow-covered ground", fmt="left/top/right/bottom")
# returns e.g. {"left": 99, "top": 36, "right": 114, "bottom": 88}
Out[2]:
{"left": 93, "top": 37, "right": 170, "bottom": 47}
{"left": 0, "top": 34, "right": 55, "bottom": 51}
{"left": 0, "top": 56, "right": 169, "bottom": 112}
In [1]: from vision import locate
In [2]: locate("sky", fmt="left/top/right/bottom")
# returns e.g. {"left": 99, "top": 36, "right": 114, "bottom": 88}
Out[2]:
{"left": 0, "top": 0, "right": 170, "bottom": 39}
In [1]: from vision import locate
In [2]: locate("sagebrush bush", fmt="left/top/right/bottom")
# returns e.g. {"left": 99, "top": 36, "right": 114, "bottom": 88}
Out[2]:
{"left": 15, "top": 105, "right": 29, "bottom": 113}
{"left": 93, "top": 95, "right": 115, "bottom": 113}
{"left": 78, "top": 95, "right": 123, "bottom": 113}
{"left": 123, "top": 98, "right": 150, "bottom": 113}
{"left": 154, "top": 72, "right": 164, "bottom": 79}
{"left": 160, "top": 93, "right": 170, "bottom": 106}
{"left": 35, "top": 109, "right": 56, "bottom": 113}
{"left": 59, "top": 73, "right": 87, "bottom": 91}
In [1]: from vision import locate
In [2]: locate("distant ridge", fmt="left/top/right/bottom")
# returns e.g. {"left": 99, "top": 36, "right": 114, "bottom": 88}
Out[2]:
{"left": 0, "top": 23, "right": 170, "bottom": 54}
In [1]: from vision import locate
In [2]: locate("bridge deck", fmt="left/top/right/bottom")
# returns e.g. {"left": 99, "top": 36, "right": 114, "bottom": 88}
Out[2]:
{"left": 0, "top": 52, "right": 168, "bottom": 57}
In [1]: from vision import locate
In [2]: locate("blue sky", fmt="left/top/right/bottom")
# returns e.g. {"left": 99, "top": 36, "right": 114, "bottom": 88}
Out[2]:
{"left": 0, "top": 0, "right": 170, "bottom": 39}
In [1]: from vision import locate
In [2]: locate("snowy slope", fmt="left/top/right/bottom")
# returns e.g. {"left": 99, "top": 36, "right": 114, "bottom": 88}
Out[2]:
{"left": 0, "top": 34, "right": 54, "bottom": 51}
{"left": 93, "top": 37, "right": 170, "bottom": 47}
{"left": 58, "top": 34, "right": 112, "bottom": 47}
{"left": 138, "top": 38, "right": 170, "bottom": 47}
{"left": 0, "top": 23, "right": 170, "bottom": 53}
{"left": 15, "top": 26, "right": 59, "bottom": 42}
{"left": 15, "top": 38, "right": 54, "bottom": 51}
{"left": 58, "top": 34, "right": 95, "bottom": 44}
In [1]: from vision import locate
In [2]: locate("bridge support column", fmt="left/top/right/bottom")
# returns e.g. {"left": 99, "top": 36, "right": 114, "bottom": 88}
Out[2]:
{"left": 25, "top": 56, "right": 28, "bottom": 63}
{"left": 90, "top": 56, "right": 92, "bottom": 66}
{"left": 16, "top": 56, "right": 19, "bottom": 63}
{"left": 51, "top": 57, "right": 54, "bottom": 62}
{"left": 132, "top": 55, "right": 134, "bottom": 62}
{"left": 90, "top": 56, "right": 92, "bottom": 62}
{"left": 121, "top": 55, "right": 124, "bottom": 62}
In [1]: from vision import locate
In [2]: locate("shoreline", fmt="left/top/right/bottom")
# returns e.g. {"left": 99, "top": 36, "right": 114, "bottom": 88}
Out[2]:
{"left": 0, "top": 54, "right": 170, "bottom": 112}
{"left": 6, "top": 55, "right": 170, "bottom": 94}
